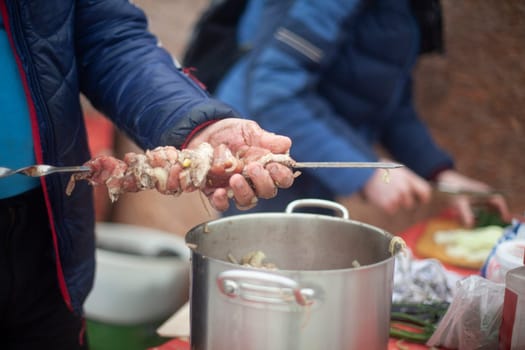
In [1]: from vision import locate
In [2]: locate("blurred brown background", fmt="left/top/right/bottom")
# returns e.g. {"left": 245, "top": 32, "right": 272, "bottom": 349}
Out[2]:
{"left": 86, "top": 0, "right": 524, "bottom": 235}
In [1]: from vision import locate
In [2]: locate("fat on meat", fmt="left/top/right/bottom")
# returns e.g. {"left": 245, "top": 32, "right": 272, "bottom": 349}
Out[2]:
{"left": 66, "top": 142, "right": 295, "bottom": 202}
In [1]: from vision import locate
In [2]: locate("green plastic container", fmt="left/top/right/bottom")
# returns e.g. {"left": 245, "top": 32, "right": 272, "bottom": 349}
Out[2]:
{"left": 87, "top": 319, "right": 168, "bottom": 350}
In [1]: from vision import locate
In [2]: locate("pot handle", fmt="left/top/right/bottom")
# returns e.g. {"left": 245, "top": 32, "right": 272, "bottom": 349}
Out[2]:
{"left": 285, "top": 198, "right": 349, "bottom": 219}
{"left": 217, "top": 269, "right": 315, "bottom": 307}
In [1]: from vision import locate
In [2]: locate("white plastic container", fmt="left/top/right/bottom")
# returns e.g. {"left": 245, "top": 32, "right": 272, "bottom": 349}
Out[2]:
{"left": 485, "top": 239, "right": 525, "bottom": 283}
{"left": 84, "top": 222, "right": 191, "bottom": 350}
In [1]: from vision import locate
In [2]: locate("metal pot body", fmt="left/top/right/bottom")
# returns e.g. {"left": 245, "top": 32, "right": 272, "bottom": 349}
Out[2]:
{"left": 186, "top": 199, "right": 398, "bottom": 350}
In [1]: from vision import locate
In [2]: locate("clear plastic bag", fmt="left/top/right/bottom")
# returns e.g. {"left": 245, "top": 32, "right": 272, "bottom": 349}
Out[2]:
{"left": 427, "top": 275, "right": 505, "bottom": 350}
{"left": 393, "top": 248, "right": 461, "bottom": 304}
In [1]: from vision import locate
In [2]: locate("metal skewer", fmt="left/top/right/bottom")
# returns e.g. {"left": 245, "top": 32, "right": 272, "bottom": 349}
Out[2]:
{"left": 434, "top": 182, "right": 504, "bottom": 198}
{"left": 0, "top": 165, "right": 91, "bottom": 179}
{"left": 292, "top": 161, "right": 404, "bottom": 169}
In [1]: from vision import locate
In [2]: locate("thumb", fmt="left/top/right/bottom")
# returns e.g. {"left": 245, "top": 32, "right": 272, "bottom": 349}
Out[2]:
{"left": 257, "top": 132, "right": 292, "bottom": 154}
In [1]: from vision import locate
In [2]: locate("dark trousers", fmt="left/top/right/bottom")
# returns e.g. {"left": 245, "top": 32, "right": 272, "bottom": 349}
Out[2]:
{"left": 0, "top": 188, "right": 88, "bottom": 349}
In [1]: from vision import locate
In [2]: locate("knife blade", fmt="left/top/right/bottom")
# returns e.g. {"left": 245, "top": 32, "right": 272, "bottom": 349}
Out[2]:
{"left": 292, "top": 161, "right": 404, "bottom": 169}
{"left": 434, "top": 182, "right": 504, "bottom": 197}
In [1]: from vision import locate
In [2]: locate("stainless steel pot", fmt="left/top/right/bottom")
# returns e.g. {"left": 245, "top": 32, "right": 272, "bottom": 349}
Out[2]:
{"left": 185, "top": 199, "right": 403, "bottom": 350}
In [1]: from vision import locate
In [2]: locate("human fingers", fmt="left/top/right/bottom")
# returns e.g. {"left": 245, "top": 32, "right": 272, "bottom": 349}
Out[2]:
{"left": 244, "top": 162, "right": 277, "bottom": 199}
{"left": 386, "top": 181, "right": 413, "bottom": 211}
{"left": 159, "top": 164, "right": 182, "bottom": 193}
{"left": 369, "top": 184, "right": 404, "bottom": 214}
{"left": 400, "top": 191, "right": 416, "bottom": 210}
{"left": 188, "top": 119, "right": 291, "bottom": 155}
{"left": 392, "top": 168, "right": 433, "bottom": 210}
{"left": 384, "top": 170, "right": 416, "bottom": 211}
{"left": 255, "top": 132, "right": 292, "bottom": 154}
{"left": 186, "top": 118, "right": 250, "bottom": 150}
{"left": 487, "top": 194, "right": 511, "bottom": 222}
{"left": 391, "top": 175, "right": 432, "bottom": 210}
{"left": 229, "top": 173, "right": 258, "bottom": 210}
{"left": 362, "top": 170, "right": 400, "bottom": 213}
{"left": 373, "top": 174, "right": 425, "bottom": 212}
{"left": 451, "top": 196, "right": 476, "bottom": 227}
{"left": 230, "top": 118, "right": 292, "bottom": 153}
{"left": 266, "top": 163, "right": 295, "bottom": 189}
{"left": 208, "top": 188, "right": 230, "bottom": 212}
{"left": 378, "top": 189, "right": 409, "bottom": 214}
{"left": 411, "top": 178, "right": 433, "bottom": 204}
{"left": 380, "top": 195, "right": 402, "bottom": 214}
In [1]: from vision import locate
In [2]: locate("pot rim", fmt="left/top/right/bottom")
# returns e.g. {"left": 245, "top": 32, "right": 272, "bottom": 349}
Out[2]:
{"left": 185, "top": 211, "right": 402, "bottom": 273}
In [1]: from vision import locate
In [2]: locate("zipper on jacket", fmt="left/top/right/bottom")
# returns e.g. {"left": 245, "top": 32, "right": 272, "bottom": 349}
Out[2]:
{"left": 8, "top": 1, "right": 57, "bottom": 162}
{"left": 3, "top": 1, "right": 63, "bottom": 230}
{"left": 1, "top": 0, "right": 73, "bottom": 311}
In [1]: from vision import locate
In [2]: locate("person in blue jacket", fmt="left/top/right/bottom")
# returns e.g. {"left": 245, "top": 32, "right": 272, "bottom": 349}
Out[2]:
{"left": 215, "top": 0, "right": 509, "bottom": 224}
{"left": 0, "top": 1, "right": 295, "bottom": 348}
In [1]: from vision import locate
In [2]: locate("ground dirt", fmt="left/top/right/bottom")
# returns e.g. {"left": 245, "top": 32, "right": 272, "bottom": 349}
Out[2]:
{"left": 88, "top": 0, "right": 524, "bottom": 236}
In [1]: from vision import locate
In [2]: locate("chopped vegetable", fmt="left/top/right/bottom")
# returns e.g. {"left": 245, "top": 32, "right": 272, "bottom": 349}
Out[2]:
{"left": 433, "top": 225, "right": 504, "bottom": 263}
{"left": 474, "top": 208, "right": 509, "bottom": 227}
{"left": 390, "top": 302, "right": 449, "bottom": 344}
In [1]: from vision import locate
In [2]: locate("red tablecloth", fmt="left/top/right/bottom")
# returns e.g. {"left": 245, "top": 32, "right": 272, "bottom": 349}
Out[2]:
{"left": 151, "top": 338, "right": 431, "bottom": 350}
{"left": 149, "top": 339, "right": 188, "bottom": 350}
{"left": 398, "top": 210, "right": 479, "bottom": 277}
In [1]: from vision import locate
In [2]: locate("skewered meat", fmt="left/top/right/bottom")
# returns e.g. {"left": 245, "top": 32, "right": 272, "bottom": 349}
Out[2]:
{"left": 66, "top": 142, "right": 297, "bottom": 202}
{"left": 227, "top": 250, "right": 278, "bottom": 270}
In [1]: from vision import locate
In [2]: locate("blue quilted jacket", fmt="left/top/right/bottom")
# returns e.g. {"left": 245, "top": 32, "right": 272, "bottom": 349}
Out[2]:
{"left": 216, "top": 0, "right": 454, "bottom": 214}
{"left": 0, "top": 0, "right": 240, "bottom": 315}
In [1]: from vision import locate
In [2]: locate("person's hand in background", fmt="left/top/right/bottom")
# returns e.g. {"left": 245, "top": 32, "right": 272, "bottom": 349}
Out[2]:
{"left": 187, "top": 118, "right": 295, "bottom": 211}
{"left": 435, "top": 169, "right": 510, "bottom": 227}
{"left": 360, "top": 163, "right": 433, "bottom": 214}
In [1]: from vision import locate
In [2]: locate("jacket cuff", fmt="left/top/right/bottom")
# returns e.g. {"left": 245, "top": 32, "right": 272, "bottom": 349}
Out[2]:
{"left": 180, "top": 120, "right": 218, "bottom": 149}
{"left": 159, "top": 99, "right": 242, "bottom": 148}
